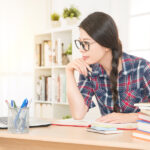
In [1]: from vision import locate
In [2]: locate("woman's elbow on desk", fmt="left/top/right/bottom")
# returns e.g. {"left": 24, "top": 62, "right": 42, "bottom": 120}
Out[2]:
{"left": 71, "top": 112, "right": 86, "bottom": 120}
{"left": 69, "top": 104, "right": 88, "bottom": 120}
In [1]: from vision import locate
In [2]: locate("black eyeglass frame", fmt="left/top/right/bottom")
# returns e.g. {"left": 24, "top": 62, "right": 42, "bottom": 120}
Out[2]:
{"left": 74, "top": 40, "right": 95, "bottom": 51}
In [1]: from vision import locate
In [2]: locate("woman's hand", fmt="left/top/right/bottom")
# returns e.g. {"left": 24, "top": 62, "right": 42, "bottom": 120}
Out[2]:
{"left": 66, "top": 58, "right": 92, "bottom": 76}
{"left": 96, "top": 112, "right": 138, "bottom": 123}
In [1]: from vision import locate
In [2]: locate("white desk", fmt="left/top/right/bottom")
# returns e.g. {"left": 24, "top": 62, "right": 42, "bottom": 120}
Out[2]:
{"left": 0, "top": 126, "right": 150, "bottom": 150}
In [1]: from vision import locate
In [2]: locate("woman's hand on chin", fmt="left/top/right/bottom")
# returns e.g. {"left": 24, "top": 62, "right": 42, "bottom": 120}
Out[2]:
{"left": 96, "top": 112, "right": 138, "bottom": 123}
{"left": 66, "top": 58, "right": 92, "bottom": 76}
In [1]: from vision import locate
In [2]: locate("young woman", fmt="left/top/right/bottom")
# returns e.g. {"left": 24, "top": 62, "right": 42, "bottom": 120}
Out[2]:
{"left": 66, "top": 12, "right": 150, "bottom": 123}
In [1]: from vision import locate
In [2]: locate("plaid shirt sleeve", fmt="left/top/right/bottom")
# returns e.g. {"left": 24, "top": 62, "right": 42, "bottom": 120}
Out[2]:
{"left": 78, "top": 74, "right": 95, "bottom": 109}
{"left": 143, "top": 62, "right": 150, "bottom": 101}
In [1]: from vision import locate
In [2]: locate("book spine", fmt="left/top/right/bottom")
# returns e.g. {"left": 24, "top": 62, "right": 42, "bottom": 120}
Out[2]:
{"left": 60, "top": 74, "right": 66, "bottom": 103}
{"left": 44, "top": 40, "right": 52, "bottom": 67}
{"left": 57, "top": 74, "right": 60, "bottom": 103}
{"left": 57, "top": 39, "right": 62, "bottom": 65}
{"left": 52, "top": 75, "right": 57, "bottom": 103}
{"left": 41, "top": 43, "right": 44, "bottom": 66}
{"left": 41, "top": 76, "right": 45, "bottom": 101}
{"left": 47, "top": 77, "right": 52, "bottom": 101}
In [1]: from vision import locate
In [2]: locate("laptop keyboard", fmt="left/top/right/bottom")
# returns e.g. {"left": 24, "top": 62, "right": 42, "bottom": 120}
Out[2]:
{"left": 0, "top": 117, "right": 8, "bottom": 125}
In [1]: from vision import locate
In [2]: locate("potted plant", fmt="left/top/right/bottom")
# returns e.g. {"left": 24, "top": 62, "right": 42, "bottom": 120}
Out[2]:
{"left": 51, "top": 13, "right": 61, "bottom": 28}
{"left": 63, "top": 6, "right": 81, "bottom": 25}
{"left": 64, "top": 43, "right": 72, "bottom": 62}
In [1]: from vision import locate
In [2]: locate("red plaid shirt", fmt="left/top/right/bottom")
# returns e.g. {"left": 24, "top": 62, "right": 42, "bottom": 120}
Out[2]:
{"left": 78, "top": 52, "right": 150, "bottom": 115}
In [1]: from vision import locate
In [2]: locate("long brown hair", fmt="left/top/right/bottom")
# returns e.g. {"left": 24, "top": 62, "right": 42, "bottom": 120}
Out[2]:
{"left": 79, "top": 12, "right": 122, "bottom": 112}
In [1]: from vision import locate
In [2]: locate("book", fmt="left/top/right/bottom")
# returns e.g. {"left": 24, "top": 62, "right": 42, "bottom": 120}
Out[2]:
{"left": 138, "top": 113, "right": 150, "bottom": 122}
{"left": 87, "top": 127, "right": 123, "bottom": 134}
{"left": 132, "top": 130, "right": 150, "bottom": 141}
{"left": 41, "top": 76, "right": 46, "bottom": 101}
{"left": 140, "top": 109, "right": 150, "bottom": 116}
{"left": 134, "top": 103, "right": 150, "bottom": 107}
{"left": 43, "top": 40, "right": 52, "bottom": 67}
{"left": 137, "top": 120, "right": 150, "bottom": 133}
{"left": 60, "top": 74, "right": 66, "bottom": 103}
{"left": 52, "top": 118, "right": 137, "bottom": 129}
{"left": 52, "top": 118, "right": 91, "bottom": 127}
{"left": 47, "top": 77, "right": 52, "bottom": 101}
{"left": 91, "top": 121, "right": 137, "bottom": 130}
{"left": 35, "top": 44, "right": 42, "bottom": 66}
{"left": 134, "top": 103, "right": 150, "bottom": 110}
{"left": 57, "top": 38, "right": 62, "bottom": 65}
{"left": 57, "top": 74, "right": 60, "bottom": 103}
{"left": 137, "top": 106, "right": 150, "bottom": 110}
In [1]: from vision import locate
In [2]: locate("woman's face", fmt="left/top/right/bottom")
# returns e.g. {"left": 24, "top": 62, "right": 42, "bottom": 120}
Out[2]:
{"left": 79, "top": 28, "right": 108, "bottom": 65}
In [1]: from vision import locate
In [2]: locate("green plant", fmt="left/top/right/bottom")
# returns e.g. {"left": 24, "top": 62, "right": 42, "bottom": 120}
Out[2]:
{"left": 62, "top": 115, "right": 72, "bottom": 119}
{"left": 51, "top": 13, "right": 60, "bottom": 21}
{"left": 65, "top": 43, "right": 72, "bottom": 55}
{"left": 63, "top": 6, "right": 81, "bottom": 18}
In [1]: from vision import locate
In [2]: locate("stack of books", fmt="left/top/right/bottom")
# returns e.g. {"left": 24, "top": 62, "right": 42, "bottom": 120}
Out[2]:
{"left": 87, "top": 124, "right": 123, "bottom": 134}
{"left": 88, "top": 121, "right": 137, "bottom": 134}
{"left": 132, "top": 103, "right": 150, "bottom": 141}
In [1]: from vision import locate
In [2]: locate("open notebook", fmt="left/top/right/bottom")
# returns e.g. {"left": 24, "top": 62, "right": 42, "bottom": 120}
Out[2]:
{"left": 0, "top": 117, "right": 51, "bottom": 129}
{"left": 52, "top": 118, "right": 137, "bottom": 130}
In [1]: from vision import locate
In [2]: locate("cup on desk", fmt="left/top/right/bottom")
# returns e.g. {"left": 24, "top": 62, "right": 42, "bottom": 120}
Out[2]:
{"left": 8, "top": 107, "right": 29, "bottom": 133}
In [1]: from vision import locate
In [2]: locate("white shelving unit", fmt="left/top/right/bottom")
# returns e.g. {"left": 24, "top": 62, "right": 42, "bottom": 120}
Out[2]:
{"left": 34, "top": 26, "right": 79, "bottom": 119}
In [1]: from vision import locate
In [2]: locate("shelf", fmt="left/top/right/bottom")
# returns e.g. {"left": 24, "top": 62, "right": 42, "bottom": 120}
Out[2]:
{"left": 35, "top": 100, "right": 69, "bottom": 105}
{"left": 35, "top": 26, "right": 77, "bottom": 36}
{"left": 34, "top": 25, "right": 78, "bottom": 119}
{"left": 35, "top": 65, "right": 66, "bottom": 70}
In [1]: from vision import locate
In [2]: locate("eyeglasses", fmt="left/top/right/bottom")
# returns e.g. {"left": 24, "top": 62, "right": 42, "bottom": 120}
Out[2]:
{"left": 74, "top": 40, "right": 95, "bottom": 51}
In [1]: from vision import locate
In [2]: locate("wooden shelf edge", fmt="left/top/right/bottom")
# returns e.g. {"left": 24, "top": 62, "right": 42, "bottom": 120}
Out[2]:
{"left": 35, "top": 101, "right": 69, "bottom": 105}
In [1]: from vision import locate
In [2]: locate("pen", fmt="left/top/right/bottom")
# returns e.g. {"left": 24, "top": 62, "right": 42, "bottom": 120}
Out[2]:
{"left": 20, "top": 98, "right": 28, "bottom": 109}
{"left": 14, "top": 98, "right": 28, "bottom": 128}
{"left": 13, "top": 100, "right": 17, "bottom": 108}
{"left": 5, "top": 100, "right": 11, "bottom": 108}
{"left": 11, "top": 100, "right": 17, "bottom": 108}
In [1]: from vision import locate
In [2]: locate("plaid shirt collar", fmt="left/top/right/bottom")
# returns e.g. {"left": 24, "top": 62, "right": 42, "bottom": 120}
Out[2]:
{"left": 90, "top": 52, "right": 133, "bottom": 78}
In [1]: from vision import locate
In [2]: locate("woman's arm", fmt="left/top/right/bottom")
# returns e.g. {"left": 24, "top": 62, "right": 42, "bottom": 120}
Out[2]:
{"left": 66, "top": 58, "right": 92, "bottom": 120}
{"left": 96, "top": 112, "right": 138, "bottom": 123}
{"left": 66, "top": 70, "right": 88, "bottom": 119}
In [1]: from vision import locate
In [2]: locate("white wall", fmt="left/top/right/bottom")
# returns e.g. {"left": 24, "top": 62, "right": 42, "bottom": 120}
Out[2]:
{"left": 110, "top": 0, "right": 130, "bottom": 51}
{"left": 0, "top": 0, "right": 49, "bottom": 116}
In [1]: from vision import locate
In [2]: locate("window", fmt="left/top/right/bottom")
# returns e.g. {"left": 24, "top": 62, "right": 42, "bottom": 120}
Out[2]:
{"left": 128, "top": 0, "right": 150, "bottom": 61}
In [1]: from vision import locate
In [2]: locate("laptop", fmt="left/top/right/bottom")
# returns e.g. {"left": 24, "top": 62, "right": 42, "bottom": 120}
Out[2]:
{"left": 0, "top": 117, "right": 51, "bottom": 129}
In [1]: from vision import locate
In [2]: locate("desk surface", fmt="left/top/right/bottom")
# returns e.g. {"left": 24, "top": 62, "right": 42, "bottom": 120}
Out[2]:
{"left": 0, "top": 126, "right": 150, "bottom": 150}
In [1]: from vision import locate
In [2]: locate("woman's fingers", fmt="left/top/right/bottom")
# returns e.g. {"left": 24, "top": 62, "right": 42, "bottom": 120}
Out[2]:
{"left": 83, "top": 61, "right": 92, "bottom": 72}
{"left": 76, "top": 59, "right": 88, "bottom": 76}
{"left": 79, "top": 59, "right": 92, "bottom": 72}
{"left": 79, "top": 59, "right": 92, "bottom": 75}
{"left": 96, "top": 113, "right": 117, "bottom": 123}
{"left": 74, "top": 59, "right": 90, "bottom": 76}
{"left": 74, "top": 61, "right": 87, "bottom": 76}
{"left": 73, "top": 66, "right": 82, "bottom": 74}
{"left": 66, "top": 58, "right": 92, "bottom": 76}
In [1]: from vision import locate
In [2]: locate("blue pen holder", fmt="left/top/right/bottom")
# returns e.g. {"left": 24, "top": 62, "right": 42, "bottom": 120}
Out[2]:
{"left": 8, "top": 107, "right": 29, "bottom": 133}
